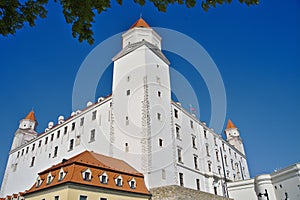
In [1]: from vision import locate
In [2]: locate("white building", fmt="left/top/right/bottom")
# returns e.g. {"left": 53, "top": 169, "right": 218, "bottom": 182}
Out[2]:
{"left": 0, "top": 18, "right": 249, "bottom": 197}
{"left": 228, "top": 163, "right": 300, "bottom": 200}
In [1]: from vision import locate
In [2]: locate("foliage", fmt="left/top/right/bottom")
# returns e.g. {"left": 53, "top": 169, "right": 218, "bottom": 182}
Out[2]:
{"left": 0, "top": 0, "right": 259, "bottom": 44}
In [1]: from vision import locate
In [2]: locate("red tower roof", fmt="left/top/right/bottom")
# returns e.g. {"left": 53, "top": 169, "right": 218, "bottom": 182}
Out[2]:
{"left": 226, "top": 119, "right": 237, "bottom": 129}
{"left": 24, "top": 111, "right": 36, "bottom": 121}
{"left": 130, "top": 18, "right": 150, "bottom": 29}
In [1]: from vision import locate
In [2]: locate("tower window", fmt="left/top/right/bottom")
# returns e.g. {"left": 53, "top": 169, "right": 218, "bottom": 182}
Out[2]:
{"left": 222, "top": 142, "right": 225, "bottom": 151}
{"left": 17, "top": 151, "right": 20, "bottom": 158}
{"left": 57, "top": 130, "right": 60, "bottom": 138}
{"left": 26, "top": 147, "right": 29, "bottom": 154}
{"left": 71, "top": 122, "right": 75, "bottom": 131}
{"left": 125, "top": 116, "right": 129, "bottom": 125}
{"left": 192, "top": 136, "right": 196, "bottom": 149}
{"left": 208, "top": 162, "right": 212, "bottom": 172}
{"left": 196, "top": 179, "right": 200, "bottom": 190}
{"left": 204, "top": 129, "right": 207, "bottom": 139}
{"left": 159, "top": 138, "right": 163, "bottom": 147}
{"left": 92, "top": 110, "right": 97, "bottom": 120}
{"left": 176, "top": 126, "right": 181, "bottom": 139}
{"left": 190, "top": 120, "right": 194, "bottom": 129}
{"left": 45, "top": 137, "right": 48, "bottom": 145}
{"left": 51, "top": 134, "right": 54, "bottom": 141}
{"left": 216, "top": 150, "right": 220, "bottom": 162}
{"left": 194, "top": 155, "right": 198, "bottom": 169}
{"left": 69, "top": 139, "right": 74, "bottom": 151}
{"left": 157, "top": 113, "right": 161, "bottom": 120}
{"left": 64, "top": 126, "right": 68, "bottom": 134}
{"left": 53, "top": 146, "right": 58, "bottom": 157}
{"left": 157, "top": 91, "right": 161, "bottom": 97}
{"left": 174, "top": 109, "right": 178, "bottom": 118}
{"left": 38, "top": 140, "right": 41, "bottom": 147}
{"left": 177, "top": 148, "right": 183, "bottom": 163}
{"left": 80, "top": 117, "right": 84, "bottom": 126}
{"left": 125, "top": 142, "right": 129, "bottom": 152}
{"left": 224, "top": 155, "right": 228, "bottom": 166}
{"left": 90, "top": 129, "right": 95, "bottom": 142}
{"left": 30, "top": 157, "right": 35, "bottom": 167}
{"left": 32, "top": 143, "right": 35, "bottom": 151}
{"left": 206, "top": 144, "right": 210, "bottom": 156}
{"left": 179, "top": 173, "right": 184, "bottom": 186}
{"left": 126, "top": 89, "right": 130, "bottom": 96}
{"left": 214, "top": 137, "right": 217, "bottom": 146}
{"left": 127, "top": 76, "right": 130, "bottom": 82}
{"left": 21, "top": 149, "right": 24, "bottom": 156}
{"left": 162, "top": 169, "right": 166, "bottom": 180}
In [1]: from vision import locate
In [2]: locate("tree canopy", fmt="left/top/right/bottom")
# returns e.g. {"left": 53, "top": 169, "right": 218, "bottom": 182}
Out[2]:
{"left": 0, "top": 0, "right": 259, "bottom": 44}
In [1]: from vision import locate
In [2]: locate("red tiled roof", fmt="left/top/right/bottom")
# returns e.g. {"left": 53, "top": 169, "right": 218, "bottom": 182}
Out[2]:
{"left": 25, "top": 151, "right": 150, "bottom": 196}
{"left": 25, "top": 111, "right": 36, "bottom": 121}
{"left": 130, "top": 18, "right": 150, "bottom": 29}
{"left": 226, "top": 119, "right": 237, "bottom": 129}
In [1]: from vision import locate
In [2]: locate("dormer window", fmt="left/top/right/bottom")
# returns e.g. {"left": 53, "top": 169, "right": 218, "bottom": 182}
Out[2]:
{"left": 128, "top": 178, "right": 136, "bottom": 189}
{"left": 36, "top": 176, "right": 43, "bottom": 188}
{"left": 47, "top": 172, "right": 54, "bottom": 184}
{"left": 115, "top": 175, "right": 123, "bottom": 187}
{"left": 58, "top": 168, "right": 66, "bottom": 181}
{"left": 99, "top": 172, "right": 108, "bottom": 184}
{"left": 82, "top": 168, "right": 92, "bottom": 181}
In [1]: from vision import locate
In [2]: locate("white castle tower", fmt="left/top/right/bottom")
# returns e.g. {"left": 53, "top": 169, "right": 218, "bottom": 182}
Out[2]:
{"left": 111, "top": 18, "right": 175, "bottom": 187}
{"left": 1, "top": 18, "right": 250, "bottom": 197}
{"left": 225, "top": 119, "right": 245, "bottom": 155}
{"left": 11, "top": 111, "right": 38, "bottom": 150}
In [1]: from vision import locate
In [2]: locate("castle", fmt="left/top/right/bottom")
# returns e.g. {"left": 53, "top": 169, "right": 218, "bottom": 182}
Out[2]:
{"left": 0, "top": 18, "right": 249, "bottom": 197}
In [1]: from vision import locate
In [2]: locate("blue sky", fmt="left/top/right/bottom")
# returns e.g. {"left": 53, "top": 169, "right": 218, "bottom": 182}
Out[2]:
{"left": 0, "top": 0, "right": 299, "bottom": 184}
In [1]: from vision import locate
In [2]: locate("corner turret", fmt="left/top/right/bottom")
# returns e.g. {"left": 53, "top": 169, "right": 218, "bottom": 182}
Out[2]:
{"left": 11, "top": 111, "right": 38, "bottom": 150}
{"left": 224, "top": 119, "right": 245, "bottom": 155}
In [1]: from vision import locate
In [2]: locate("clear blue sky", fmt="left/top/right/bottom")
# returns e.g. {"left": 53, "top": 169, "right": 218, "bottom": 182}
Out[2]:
{"left": 0, "top": 0, "right": 299, "bottom": 183}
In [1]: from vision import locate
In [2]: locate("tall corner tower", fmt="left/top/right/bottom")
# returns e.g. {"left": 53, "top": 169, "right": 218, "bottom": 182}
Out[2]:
{"left": 111, "top": 18, "right": 176, "bottom": 188}
{"left": 11, "top": 111, "right": 38, "bottom": 150}
{"left": 224, "top": 119, "right": 245, "bottom": 155}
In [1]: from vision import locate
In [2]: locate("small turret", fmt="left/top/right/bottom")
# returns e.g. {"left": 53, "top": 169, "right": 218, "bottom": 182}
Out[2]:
{"left": 11, "top": 111, "right": 38, "bottom": 150}
{"left": 224, "top": 119, "right": 245, "bottom": 155}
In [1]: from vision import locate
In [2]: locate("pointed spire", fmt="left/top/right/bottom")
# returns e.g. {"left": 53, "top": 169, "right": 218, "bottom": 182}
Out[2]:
{"left": 226, "top": 119, "right": 237, "bottom": 129}
{"left": 130, "top": 17, "right": 150, "bottom": 29}
{"left": 25, "top": 110, "right": 36, "bottom": 121}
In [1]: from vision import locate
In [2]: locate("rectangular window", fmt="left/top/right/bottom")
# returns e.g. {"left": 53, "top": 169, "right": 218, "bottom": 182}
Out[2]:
{"left": 84, "top": 172, "right": 91, "bottom": 181}
{"left": 30, "top": 157, "right": 35, "bottom": 167}
{"left": 90, "top": 129, "right": 95, "bottom": 142}
{"left": 196, "top": 179, "right": 200, "bottom": 190}
{"left": 64, "top": 126, "right": 68, "bottom": 134}
{"left": 51, "top": 133, "right": 54, "bottom": 141}
{"left": 57, "top": 130, "right": 60, "bottom": 138}
{"left": 53, "top": 146, "right": 58, "bottom": 157}
{"left": 100, "top": 198, "right": 107, "bottom": 200}
{"left": 174, "top": 109, "right": 178, "bottom": 118}
{"left": 204, "top": 129, "right": 207, "bottom": 139}
{"left": 176, "top": 126, "right": 180, "bottom": 139}
{"left": 26, "top": 147, "right": 29, "bottom": 154}
{"left": 21, "top": 149, "right": 24, "bottom": 156}
{"left": 92, "top": 111, "right": 97, "bottom": 120}
{"left": 216, "top": 151, "right": 220, "bottom": 162}
{"left": 71, "top": 122, "right": 76, "bottom": 131}
{"left": 177, "top": 148, "right": 183, "bottom": 163}
{"left": 208, "top": 162, "right": 212, "bottom": 172}
{"left": 190, "top": 120, "right": 194, "bottom": 129}
{"left": 100, "top": 175, "right": 107, "bottom": 184}
{"left": 80, "top": 117, "right": 84, "bottom": 126}
{"left": 157, "top": 113, "right": 161, "bottom": 120}
{"left": 32, "top": 143, "right": 35, "bottom": 151}
{"left": 126, "top": 89, "right": 130, "bottom": 96}
{"left": 69, "top": 139, "right": 74, "bottom": 151}
{"left": 194, "top": 156, "right": 198, "bottom": 169}
{"left": 17, "top": 151, "right": 20, "bottom": 158}
{"left": 116, "top": 178, "right": 122, "bottom": 186}
{"left": 159, "top": 138, "right": 163, "bottom": 147}
{"left": 54, "top": 196, "right": 59, "bottom": 200}
{"left": 38, "top": 140, "right": 41, "bottom": 147}
{"left": 179, "top": 173, "right": 184, "bottom": 186}
{"left": 206, "top": 145, "right": 210, "bottom": 156}
{"left": 158, "top": 91, "right": 161, "bottom": 97}
{"left": 192, "top": 136, "right": 196, "bottom": 149}
{"left": 125, "top": 116, "right": 129, "bottom": 126}
{"left": 79, "top": 195, "right": 87, "bottom": 200}
{"left": 45, "top": 137, "right": 48, "bottom": 145}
